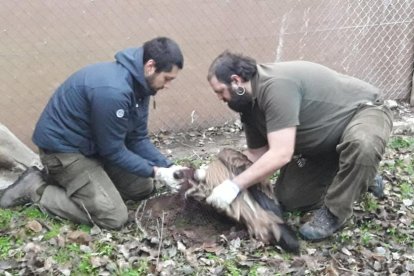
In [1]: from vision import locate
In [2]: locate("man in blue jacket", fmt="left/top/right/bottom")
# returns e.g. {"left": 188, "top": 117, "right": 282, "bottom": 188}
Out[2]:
{"left": 0, "top": 37, "right": 185, "bottom": 229}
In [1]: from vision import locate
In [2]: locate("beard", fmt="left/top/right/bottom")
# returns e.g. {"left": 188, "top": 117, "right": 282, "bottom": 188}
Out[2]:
{"left": 145, "top": 74, "right": 161, "bottom": 95}
{"left": 227, "top": 86, "right": 253, "bottom": 114}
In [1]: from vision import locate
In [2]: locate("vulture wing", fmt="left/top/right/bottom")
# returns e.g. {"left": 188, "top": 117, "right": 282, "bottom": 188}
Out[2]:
{"left": 184, "top": 148, "right": 300, "bottom": 254}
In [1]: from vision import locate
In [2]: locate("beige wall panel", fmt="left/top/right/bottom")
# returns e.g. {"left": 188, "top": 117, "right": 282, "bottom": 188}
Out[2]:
{"left": 0, "top": 0, "right": 413, "bottom": 148}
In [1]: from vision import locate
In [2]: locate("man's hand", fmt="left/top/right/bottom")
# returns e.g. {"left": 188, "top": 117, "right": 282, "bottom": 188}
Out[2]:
{"left": 206, "top": 179, "right": 240, "bottom": 210}
{"left": 154, "top": 165, "right": 186, "bottom": 192}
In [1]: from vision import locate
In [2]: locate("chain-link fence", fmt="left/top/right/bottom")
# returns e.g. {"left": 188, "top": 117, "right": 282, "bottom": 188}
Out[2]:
{"left": 1, "top": 0, "right": 413, "bottom": 147}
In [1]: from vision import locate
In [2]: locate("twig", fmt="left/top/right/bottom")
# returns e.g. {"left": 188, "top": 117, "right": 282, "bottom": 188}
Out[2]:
{"left": 191, "top": 150, "right": 202, "bottom": 160}
{"left": 156, "top": 211, "right": 165, "bottom": 267}
{"left": 178, "top": 141, "right": 194, "bottom": 148}
{"left": 80, "top": 201, "right": 99, "bottom": 230}
{"left": 134, "top": 200, "right": 148, "bottom": 237}
{"left": 139, "top": 200, "right": 147, "bottom": 222}
{"left": 329, "top": 252, "right": 370, "bottom": 275}
{"left": 36, "top": 219, "right": 52, "bottom": 231}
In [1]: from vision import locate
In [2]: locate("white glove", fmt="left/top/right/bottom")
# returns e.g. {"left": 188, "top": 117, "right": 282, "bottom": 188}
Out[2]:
{"left": 194, "top": 168, "right": 207, "bottom": 181}
{"left": 154, "top": 165, "right": 186, "bottom": 192}
{"left": 194, "top": 164, "right": 209, "bottom": 181}
{"left": 206, "top": 179, "right": 240, "bottom": 210}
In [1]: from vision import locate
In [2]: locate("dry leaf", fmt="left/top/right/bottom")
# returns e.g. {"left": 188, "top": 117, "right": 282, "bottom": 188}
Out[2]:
{"left": 67, "top": 230, "right": 92, "bottom": 245}
{"left": 26, "top": 220, "right": 42, "bottom": 233}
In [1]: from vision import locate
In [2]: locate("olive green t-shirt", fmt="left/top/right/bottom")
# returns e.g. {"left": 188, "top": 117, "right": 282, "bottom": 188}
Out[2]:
{"left": 243, "top": 61, "right": 379, "bottom": 155}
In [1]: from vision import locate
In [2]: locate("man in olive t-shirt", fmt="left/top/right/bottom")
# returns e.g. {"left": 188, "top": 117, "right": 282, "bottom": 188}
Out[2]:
{"left": 205, "top": 51, "right": 393, "bottom": 241}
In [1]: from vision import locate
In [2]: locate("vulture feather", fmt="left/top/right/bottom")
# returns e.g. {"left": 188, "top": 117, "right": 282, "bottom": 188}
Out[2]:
{"left": 176, "top": 148, "right": 300, "bottom": 254}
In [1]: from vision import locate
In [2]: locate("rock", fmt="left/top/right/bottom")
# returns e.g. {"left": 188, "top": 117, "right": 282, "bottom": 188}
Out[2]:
{"left": 0, "top": 123, "right": 43, "bottom": 190}
{"left": 384, "top": 100, "right": 399, "bottom": 109}
{"left": 0, "top": 123, "right": 42, "bottom": 170}
{"left": 393, "top": 119, "right": 414, "bottom": 135}
{"left": 374, "top": 247, "right": 387, "bottom": 256}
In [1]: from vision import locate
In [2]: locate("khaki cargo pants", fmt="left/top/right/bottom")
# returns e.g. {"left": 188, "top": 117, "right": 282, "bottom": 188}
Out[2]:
{"left": 37, "top": 152, "right": 154, "bottom": 229}
{"left": 275, "top": 104, "right": 393, "bottom": 221}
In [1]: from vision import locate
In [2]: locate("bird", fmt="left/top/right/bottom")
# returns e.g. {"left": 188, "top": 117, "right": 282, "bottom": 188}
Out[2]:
{"left": 175, "top": 148, "right": 300, "bottom": 254}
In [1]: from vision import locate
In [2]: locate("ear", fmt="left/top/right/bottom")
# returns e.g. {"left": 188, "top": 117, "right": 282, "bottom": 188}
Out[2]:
{"left": 144, "top": 59, "right": 156, "bottom": 76}
{"left": 230, "top": 74, "right": 242, "bottom": 85}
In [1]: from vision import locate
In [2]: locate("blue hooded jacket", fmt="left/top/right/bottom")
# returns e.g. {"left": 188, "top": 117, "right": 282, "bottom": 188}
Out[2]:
{"left": 32, "top": 47, "right": 172, "bottom": 177}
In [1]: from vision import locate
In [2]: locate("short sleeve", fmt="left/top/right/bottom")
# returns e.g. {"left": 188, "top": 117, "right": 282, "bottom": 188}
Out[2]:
{"left": 259, "top": 79, "right": 301, "bottom": 133}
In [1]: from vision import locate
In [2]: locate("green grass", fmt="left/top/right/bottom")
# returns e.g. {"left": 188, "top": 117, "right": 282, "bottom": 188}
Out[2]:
{"left": 338, "top": 230, "right": 353, "bottom": 244}
{"left": 44, "top": 223, "right": 62, "bottom": 240}
{"left": 224, "top": 259, "right": 242, "bottom": 276}
{"left": 1, "top": 206, "right": 51, "bottom": 230}
{"left": 120, "top": 260, "right": 150, "bottom": 276}
{"left": 77, "top": 224, "right": 92, "bottom": 233}
{"left": 400, "top": 182, "right": 414, "bottom": 199}
{"left": 389, "top": 136, "right": 414, "bottom": 150}
{"left": 74, "top": 254, "right": 95, "bottom": 275}
{"left": 0, "top": 236, "right": 11, "bottom": 260}
{"left": 386, "top": 227, "right": 414, "bottom": 247}
{"left": 247, "top": 265, "right": 261, "bottom": 276}
{"left": 0, "top": 209, "right": 14, "bottom": 229}
{"left": 95, "top": 241, "right": 115, "bottom": 256}
{"left": 54, "top": 243, "right": 97, "bottom": 275}
{"left": 175, "top": 157, "right": 210, "bottom": 169}
{"left": 54, "top": 248, "right": 73, "bottom": 264}
{"left": 360, "top": 230, "right": 372, "bottom": 246}
{"left": 21, "top": 206, "right": 48, "bottom": 219}
{"left": 361, "top": 194, "right": 379, "bottom": 212}
{"left": 206, "top": 252, "right": 219, "bottom": 260}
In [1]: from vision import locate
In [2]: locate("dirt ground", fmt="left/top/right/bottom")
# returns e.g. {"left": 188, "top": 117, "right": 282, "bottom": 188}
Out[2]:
{"left": 1, "top": 100, "right": 413, "bottom": 275}
{"left": 156, "top": 100, "right": 414, "bottom": 161}
{"left": 139, "top": 100, "right": 414, "bottom": 250}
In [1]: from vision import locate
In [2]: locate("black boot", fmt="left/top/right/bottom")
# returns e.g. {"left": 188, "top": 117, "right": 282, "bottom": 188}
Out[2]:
{"left": 368, "top": 175, "right": 385, "bottom": 199}
{"left": 0, "top": 167, "right": 46, "bottom": 208}
{"left": 299, "top": 206, "right": 345, "bottom": 241}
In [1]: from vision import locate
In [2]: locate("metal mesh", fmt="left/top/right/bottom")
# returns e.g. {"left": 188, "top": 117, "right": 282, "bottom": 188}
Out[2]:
{"left": 0, "top": 0, "right": 413, "bottom": 146}
{"left": 274, "top": 0, "right": 414, "bottom": 101}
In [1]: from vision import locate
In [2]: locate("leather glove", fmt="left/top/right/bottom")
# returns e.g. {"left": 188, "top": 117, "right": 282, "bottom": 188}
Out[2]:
{"left": 206, "top": 179, "right": 240, "bottom": 210}
{"left": 154, "top": 165, "right": 186, "bottom": 192}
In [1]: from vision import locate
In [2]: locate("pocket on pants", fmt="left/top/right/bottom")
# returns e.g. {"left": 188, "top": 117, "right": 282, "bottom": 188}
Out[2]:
{"left": 66, "top": 171, "right": 116, "bottom": 214}
{"left": 66, "top": 171, "right": 90, "bottom": 197}
{"left": 41, "top": 153, "right": 81, "bottom": 174}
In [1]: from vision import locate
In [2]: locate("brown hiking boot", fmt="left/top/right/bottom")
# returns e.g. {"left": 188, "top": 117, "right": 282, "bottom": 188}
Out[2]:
{"left": 0, "top": 167, "right": 46, "bottom": 208}
{"left": 299, "top": 206, "right": 346, "bottom": 241}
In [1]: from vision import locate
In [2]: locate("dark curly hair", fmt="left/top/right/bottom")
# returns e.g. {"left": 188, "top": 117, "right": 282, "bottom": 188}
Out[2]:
{"left": 143, "top": 37, "right": 184, "bottom": 73}
{"left": 207, "top": 51, "right": 257, "bottom": 85}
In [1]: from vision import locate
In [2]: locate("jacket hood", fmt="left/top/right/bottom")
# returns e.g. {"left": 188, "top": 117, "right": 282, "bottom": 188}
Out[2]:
{"left": 115, "top": 47, "right": 154, "bottom": 95}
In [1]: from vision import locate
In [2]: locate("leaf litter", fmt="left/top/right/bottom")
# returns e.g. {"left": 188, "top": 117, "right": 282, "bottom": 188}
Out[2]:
{"left": 0, "top": 101, "right": 413, "bottom": 275}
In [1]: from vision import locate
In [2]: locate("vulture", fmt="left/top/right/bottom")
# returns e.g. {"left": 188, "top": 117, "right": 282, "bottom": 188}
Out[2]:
{"left": 174, "top": 148, "right": 300, "bottom": 254}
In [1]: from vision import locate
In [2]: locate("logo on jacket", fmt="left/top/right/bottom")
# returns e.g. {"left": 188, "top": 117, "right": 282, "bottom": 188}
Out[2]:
{"left": 116, "top": 109, "right": 125, "bottom": 118}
